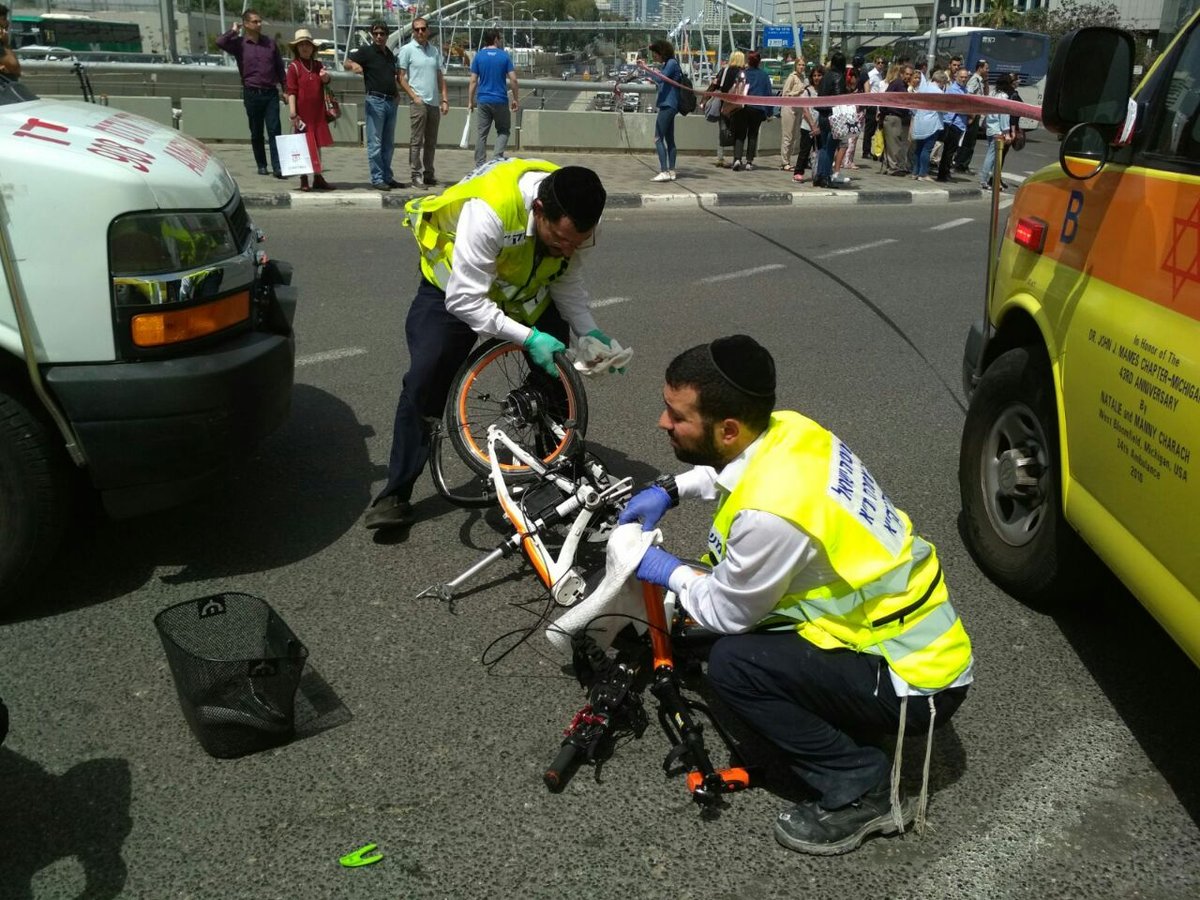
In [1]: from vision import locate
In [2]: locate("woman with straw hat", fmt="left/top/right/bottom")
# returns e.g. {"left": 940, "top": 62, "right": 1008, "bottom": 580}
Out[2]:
{"left": 285, "top": 28, "right": 335, "bottom": 191}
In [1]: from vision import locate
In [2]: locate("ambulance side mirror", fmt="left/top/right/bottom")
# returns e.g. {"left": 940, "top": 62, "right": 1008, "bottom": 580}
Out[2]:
{"left": 1058, "top": 123, "right": 1110, "bottom": 180}
{"left": 1042, "top": 27, "right": 1134, "bottom": 136}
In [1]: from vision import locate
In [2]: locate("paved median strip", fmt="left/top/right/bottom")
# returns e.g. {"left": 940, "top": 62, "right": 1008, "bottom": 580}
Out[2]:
{"left": 242, "top": 187, "right": 984, "bottom": 211}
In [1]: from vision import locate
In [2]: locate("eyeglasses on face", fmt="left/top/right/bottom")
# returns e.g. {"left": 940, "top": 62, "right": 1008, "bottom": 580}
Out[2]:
{"left": 413, "top": 26, "right": 429, "bottom": 32}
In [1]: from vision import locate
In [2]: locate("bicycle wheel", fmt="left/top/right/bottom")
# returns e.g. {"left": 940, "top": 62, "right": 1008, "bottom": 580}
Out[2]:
{"left": 446, "top": 339, "right": 588, "bottom": 481}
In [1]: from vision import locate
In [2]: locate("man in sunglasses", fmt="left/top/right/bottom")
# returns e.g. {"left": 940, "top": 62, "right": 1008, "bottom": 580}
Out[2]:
{"left": 365, "top": 162, "right": 626, "bottom": 530}
{"left": 397, "top": 17, "right": 449, "bottom": 187}
{"left": 345, "top": 21, "right": 405, "bottom": 190}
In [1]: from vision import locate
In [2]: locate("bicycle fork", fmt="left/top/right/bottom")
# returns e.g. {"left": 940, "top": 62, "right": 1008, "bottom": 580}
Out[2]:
{"left": 641, "top": 582, "right": 751, "bottom": 806}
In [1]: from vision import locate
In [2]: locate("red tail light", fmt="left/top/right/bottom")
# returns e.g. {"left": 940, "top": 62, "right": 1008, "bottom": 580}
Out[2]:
{"left": 1013, "top": 217, "right": 1048, "bottom": 253}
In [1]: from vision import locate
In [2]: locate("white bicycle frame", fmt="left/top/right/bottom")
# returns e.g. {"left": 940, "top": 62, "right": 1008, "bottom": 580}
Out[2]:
{"left": 416, "top": 424, "right": 632, "bottom": 605}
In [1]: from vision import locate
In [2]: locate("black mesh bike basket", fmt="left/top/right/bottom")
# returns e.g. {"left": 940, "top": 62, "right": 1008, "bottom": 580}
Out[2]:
{"left": 154, "top": 593, "right": 309, "bottom": 759}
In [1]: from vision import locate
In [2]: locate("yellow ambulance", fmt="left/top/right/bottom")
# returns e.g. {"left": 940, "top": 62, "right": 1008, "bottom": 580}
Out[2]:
{"left": 959, "top": 16, "right": 1200, "bottom": 666}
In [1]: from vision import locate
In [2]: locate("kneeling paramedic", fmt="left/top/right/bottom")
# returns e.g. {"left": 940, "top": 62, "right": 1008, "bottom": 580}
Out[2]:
{"left": 366, "top": 160, "right": 625, "bottom": 529}
{"left": 620, "top": 336, "right": 973, "bottom": 855}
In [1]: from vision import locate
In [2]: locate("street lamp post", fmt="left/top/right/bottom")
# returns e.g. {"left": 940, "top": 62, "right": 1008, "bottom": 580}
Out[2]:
{"left": 498, "top": 1, "right": 525, "bottom": 49}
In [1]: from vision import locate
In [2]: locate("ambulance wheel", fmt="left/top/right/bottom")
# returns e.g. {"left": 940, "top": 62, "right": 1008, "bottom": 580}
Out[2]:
{"left": 446, "top": 340, "right": 587, "bottom": 482}
{"left": 959, "top": 347, "right": 1084, "bottom": 605}
{"left": 0, "top": 389, "right": 70, "bottom": 607}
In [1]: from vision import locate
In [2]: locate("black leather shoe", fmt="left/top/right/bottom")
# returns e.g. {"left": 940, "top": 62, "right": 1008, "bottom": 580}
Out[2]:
{"left": 364, "top": 496, "right": 414, "bottom": 529}
{"left": 422, "top": 175, "right": 438, "bottom": 187}
{"left": 388, "top": 179, "right": 408, "bottom": 189}
{"left": 257, "top": 166, "right": 269, "bottom": 175}
{"left": 371, "top": 182, "right": 392, "bottom": 191}
{"left": 272, "top": 172, "right": 287, "bottom": 180}
{"left": 774, "top": 781, "right": 913, "bottom": 856}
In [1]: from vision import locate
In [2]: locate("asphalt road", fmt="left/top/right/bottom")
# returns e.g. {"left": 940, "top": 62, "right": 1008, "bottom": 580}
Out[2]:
{"left": 2, "top": 199, "right": 1197, "bottom": 900}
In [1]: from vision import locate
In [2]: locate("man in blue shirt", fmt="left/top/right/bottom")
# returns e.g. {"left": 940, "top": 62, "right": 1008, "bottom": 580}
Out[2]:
{"left": 468, "top": 29, "right": 519, "bottom": 169}
{"left": 936, "top": 67, "right": 970, "bottom": 182}
{"left": 398, "top": 17, "right": 449, "bottom": 187}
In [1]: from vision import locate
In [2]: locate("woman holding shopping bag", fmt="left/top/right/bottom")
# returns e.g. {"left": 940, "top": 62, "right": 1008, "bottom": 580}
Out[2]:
{"left": 285, "top": 29, "right": 334, "bottom": 191}
{"left": 649, "top": 39, "right": 682, "bottom": 182}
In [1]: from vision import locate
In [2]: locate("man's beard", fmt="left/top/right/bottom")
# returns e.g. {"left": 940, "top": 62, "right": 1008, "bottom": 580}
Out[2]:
{"left": 671, "top": 428, "right": 725, "bottom": 468}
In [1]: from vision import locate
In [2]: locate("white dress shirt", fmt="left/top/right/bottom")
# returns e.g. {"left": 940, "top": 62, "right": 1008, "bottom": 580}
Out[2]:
{"left": 442, "top": 171, "right": 599, "bottom": 346}
{"left": 665, "top": 436, "right": 973, "bottom": 697}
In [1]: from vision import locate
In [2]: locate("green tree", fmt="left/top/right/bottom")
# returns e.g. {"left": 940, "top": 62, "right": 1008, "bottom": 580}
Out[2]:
{"left": 974, "top": 0, "right": 1022, "bottom": 29}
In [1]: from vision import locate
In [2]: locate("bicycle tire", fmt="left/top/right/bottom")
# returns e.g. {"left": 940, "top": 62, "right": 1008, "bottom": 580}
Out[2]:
{"left": 445, "top": 339, "right": 588, "bottom": 482}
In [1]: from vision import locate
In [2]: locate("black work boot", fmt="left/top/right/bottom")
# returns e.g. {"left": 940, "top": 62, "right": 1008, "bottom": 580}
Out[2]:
{"left": 774, "top": 779, "right": 913, "bottom": 856}
{"left": 364, "top": 495, "right": 415, "bottom": 530}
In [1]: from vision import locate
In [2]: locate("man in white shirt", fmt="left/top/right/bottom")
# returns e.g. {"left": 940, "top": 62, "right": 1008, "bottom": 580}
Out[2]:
{"left": 620, "top": 335, "right": 973, "bottom": 855}
{"left": 365, "top": 162, "right": 625, "bottom": 530}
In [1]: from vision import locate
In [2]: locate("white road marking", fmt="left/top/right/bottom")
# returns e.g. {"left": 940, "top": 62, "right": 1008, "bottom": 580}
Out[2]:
{"left": 589, "top": 296, "right": 633, "bottom": 308}
{"left": 900, "top": 718, "right": 1133, "bottom": 900}
{"left": 816, "top": 239, "right": 897, "bottom": 259}
{"left": 696, "top": 264, "right": 787, "bottom": 284}
{"left": 1007, "top": 172, "right": 1028, "bottom": 183}
{"left": 296, "top": 347, "right": 368, "bottom": 367}
{"left": 930, "top": 217, "right": 974, "bottom": 231}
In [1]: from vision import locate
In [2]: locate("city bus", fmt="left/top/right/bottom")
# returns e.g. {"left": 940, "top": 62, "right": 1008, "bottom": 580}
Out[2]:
{"left": 10, "top": 14, "right": 142, "bottom": 54}
{"left": 896, "top": 27, "right": 1051, "bottom": 121}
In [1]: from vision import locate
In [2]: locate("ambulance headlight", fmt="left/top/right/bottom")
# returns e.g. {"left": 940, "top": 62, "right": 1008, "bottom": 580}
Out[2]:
{"left": 108, "top": 211, "right": 239, "bottom": 281}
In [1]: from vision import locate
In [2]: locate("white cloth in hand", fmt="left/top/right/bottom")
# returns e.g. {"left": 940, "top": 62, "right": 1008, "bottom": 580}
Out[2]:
{"left": 546, "top": 523, "right": 659, "bottom": 657}
{"left": 567, "top": 334, "right": 634, "bottom": 378}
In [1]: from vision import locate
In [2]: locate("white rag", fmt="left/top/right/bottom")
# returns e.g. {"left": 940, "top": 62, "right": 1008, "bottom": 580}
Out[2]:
{"left": 546, "top": 523, "right": 658, "bottom": 657}
{"left": 567, "top": 335, "right": 635, "bottom": 378}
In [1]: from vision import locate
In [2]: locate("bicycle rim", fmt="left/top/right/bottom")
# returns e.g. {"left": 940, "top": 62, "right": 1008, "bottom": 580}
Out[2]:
{"left": 449, "top": 342, "right": 586, "bottom": 479}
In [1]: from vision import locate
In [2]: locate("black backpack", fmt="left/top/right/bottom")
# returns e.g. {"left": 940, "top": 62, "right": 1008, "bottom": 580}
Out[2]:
{"left": 677, "top": 71, "right": 697, "bottom": 116}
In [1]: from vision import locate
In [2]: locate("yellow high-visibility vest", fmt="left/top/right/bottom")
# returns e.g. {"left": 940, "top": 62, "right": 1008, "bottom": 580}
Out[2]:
{"left": 707, "top": 411, "right": 972, "bottom": 690}
{"left": 402, "top": 159, "right": 569, "bottom": 325}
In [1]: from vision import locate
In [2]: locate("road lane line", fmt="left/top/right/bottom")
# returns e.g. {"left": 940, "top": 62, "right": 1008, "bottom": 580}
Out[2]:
{"left": 816, "top": 239, "right": 897, "bottom": 259}
{"left": 900, "top": 718, "right": 1133, "bottom": 900}
{"left": 296, "top": 347, "right": 367, "bottom": 367}
{"left": 930, "top": 217, "right": 974, "bottom": 231}
{"left": 696, "top": 264, "right": 787, "bottom": 284}
{"left": 589, "top": 296, "right": 633, "bottom": 308}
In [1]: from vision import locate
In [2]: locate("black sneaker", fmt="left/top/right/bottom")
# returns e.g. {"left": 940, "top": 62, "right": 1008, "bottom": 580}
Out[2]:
{"left": 423, "top": 174, "right": 438, "bottom": 186}
{"left": 364, "top": 495, "right": 414, "bottom": 529}
{"left": 773, "top": 781, "right": 913, "bottom": 856}
{"left": 370, "top": 182, "right": 392, "bottom": 191}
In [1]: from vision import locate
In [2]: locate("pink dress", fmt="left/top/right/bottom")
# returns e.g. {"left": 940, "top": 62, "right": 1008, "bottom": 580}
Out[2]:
{"left": 286, "top": 58, "right": 333, "bottom": 172}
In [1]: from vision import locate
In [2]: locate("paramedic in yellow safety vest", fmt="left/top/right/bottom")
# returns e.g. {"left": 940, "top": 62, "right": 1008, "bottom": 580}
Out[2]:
{"left": 620, "top": 335, "right": 973, "bottom": 856}
{"left": 365, "top": 160, "right": 622, "bottom": 530}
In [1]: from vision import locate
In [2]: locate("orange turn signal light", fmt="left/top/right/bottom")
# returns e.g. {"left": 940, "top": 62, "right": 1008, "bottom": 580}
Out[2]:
{"left": 131, "top": 291, "right": 250, "bottom": 347}
{"left": 1013, "top": 217, "right": 1048, "bottom": 254}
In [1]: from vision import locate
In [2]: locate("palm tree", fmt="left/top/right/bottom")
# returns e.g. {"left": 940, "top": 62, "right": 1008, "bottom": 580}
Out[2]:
{"left": 975, "top": 0, "right": 1023, "bottom": 28}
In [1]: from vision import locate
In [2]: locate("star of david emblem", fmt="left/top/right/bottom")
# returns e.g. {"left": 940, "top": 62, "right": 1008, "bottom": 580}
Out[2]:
{"left": 1163, "top": 197, "right": 1200, "bottom": 300}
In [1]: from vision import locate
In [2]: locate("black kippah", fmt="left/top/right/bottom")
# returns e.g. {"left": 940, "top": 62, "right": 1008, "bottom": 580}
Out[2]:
{"left": 707, "top": 335, "right": 776, "bottom": 398}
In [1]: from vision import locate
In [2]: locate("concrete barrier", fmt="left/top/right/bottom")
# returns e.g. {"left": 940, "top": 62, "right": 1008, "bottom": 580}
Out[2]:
{"left": 516, "top": 109, "right": 781, "bottom": 154}
{"left": 180, "top": 98, "right": 361, "bottom": 144}
{"left": 106, "top": 96, "right": 176, "bottom": 127}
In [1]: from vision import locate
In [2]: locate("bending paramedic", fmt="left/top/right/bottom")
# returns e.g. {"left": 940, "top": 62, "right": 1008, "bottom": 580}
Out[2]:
{"left": 620, "top": 335, "right": 973, "bottom": 855}
{"left": 366, "top": 161, "right": 623, "bottom": 530}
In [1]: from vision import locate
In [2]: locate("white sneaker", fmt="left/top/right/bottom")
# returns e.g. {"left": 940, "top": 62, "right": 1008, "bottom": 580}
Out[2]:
{"left": 833, "top": 173, "right": 852, "bottom": 185}
{"left": 668, "top": 170, "right": 677, "bottom": 181}
{"left": 651, "top": 171, "right": 672, "bottom": 182}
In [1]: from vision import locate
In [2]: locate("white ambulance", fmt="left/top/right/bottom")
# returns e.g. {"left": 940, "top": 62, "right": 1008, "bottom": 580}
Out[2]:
{"left": 0, "top": 75, "right": 296, "bottom": 605}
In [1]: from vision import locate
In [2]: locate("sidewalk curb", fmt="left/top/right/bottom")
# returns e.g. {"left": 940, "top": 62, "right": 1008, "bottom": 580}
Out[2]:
{"left": 243, "top": 185, "right": 983, "bottom": 211}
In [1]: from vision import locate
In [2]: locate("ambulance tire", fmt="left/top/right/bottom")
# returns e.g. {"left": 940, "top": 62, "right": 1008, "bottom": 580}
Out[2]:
{"left": 959, "top": 346, "right": 1086, "bottom": 606}
{"left": 0, "top": 389, "right": 70, "bottom": 608}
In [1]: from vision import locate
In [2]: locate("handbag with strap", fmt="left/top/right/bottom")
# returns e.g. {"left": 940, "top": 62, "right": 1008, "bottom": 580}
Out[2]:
{"left": 324, "top": 85, "right": 341, "bottom": 122}
{"left": 720, "top": 73, "right": 748, "bottom": 117}
{"left": 703, "top": 95, "right": 722, "bottom": 122}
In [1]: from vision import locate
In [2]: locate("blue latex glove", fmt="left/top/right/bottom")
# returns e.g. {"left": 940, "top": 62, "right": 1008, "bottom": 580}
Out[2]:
{"left": 618, "top": 485, "right": 672, "bottom": 531}
{"left": 586, "top": 328, "right": 626, "bottom": 374}
{"left": 524, "top": 327, "right": 566, "bottom": 376}
{"left": 637, "top": 546, "right": 683, "bottom": 588}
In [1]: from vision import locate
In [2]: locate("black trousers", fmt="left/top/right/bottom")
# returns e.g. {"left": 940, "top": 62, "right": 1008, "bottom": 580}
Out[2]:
{"left": 242, "top": 87, "right": 282, "bottom": 174}
{"left": 791, "top": 128, "right": 816, "bottom": 176}
{"left": 377, "top": 280, "right": 570, "bottom": 503}
{"left": 706, "top": 632, "right": 967, "bottom": 809}
{"left": 937, "top": 124, "right": 965, "bottom": 181}
{"left": 955, "top": 116, "right": 981, "bottom": 169}
{"left": 862, "top": 109, "right": 878, "bottom": 159}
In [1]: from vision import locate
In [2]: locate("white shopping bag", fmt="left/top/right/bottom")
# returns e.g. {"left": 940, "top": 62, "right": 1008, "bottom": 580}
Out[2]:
{"left": 459, "top": 110, "right": 472, "bottom": 149}
{"left": 275, "top": 133, "right": 313, "bottom": 176}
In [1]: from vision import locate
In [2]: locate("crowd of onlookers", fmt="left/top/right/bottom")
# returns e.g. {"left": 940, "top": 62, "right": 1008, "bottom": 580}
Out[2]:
{"left": 690, "top": 49, "right": 1025, "bottom": 191}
